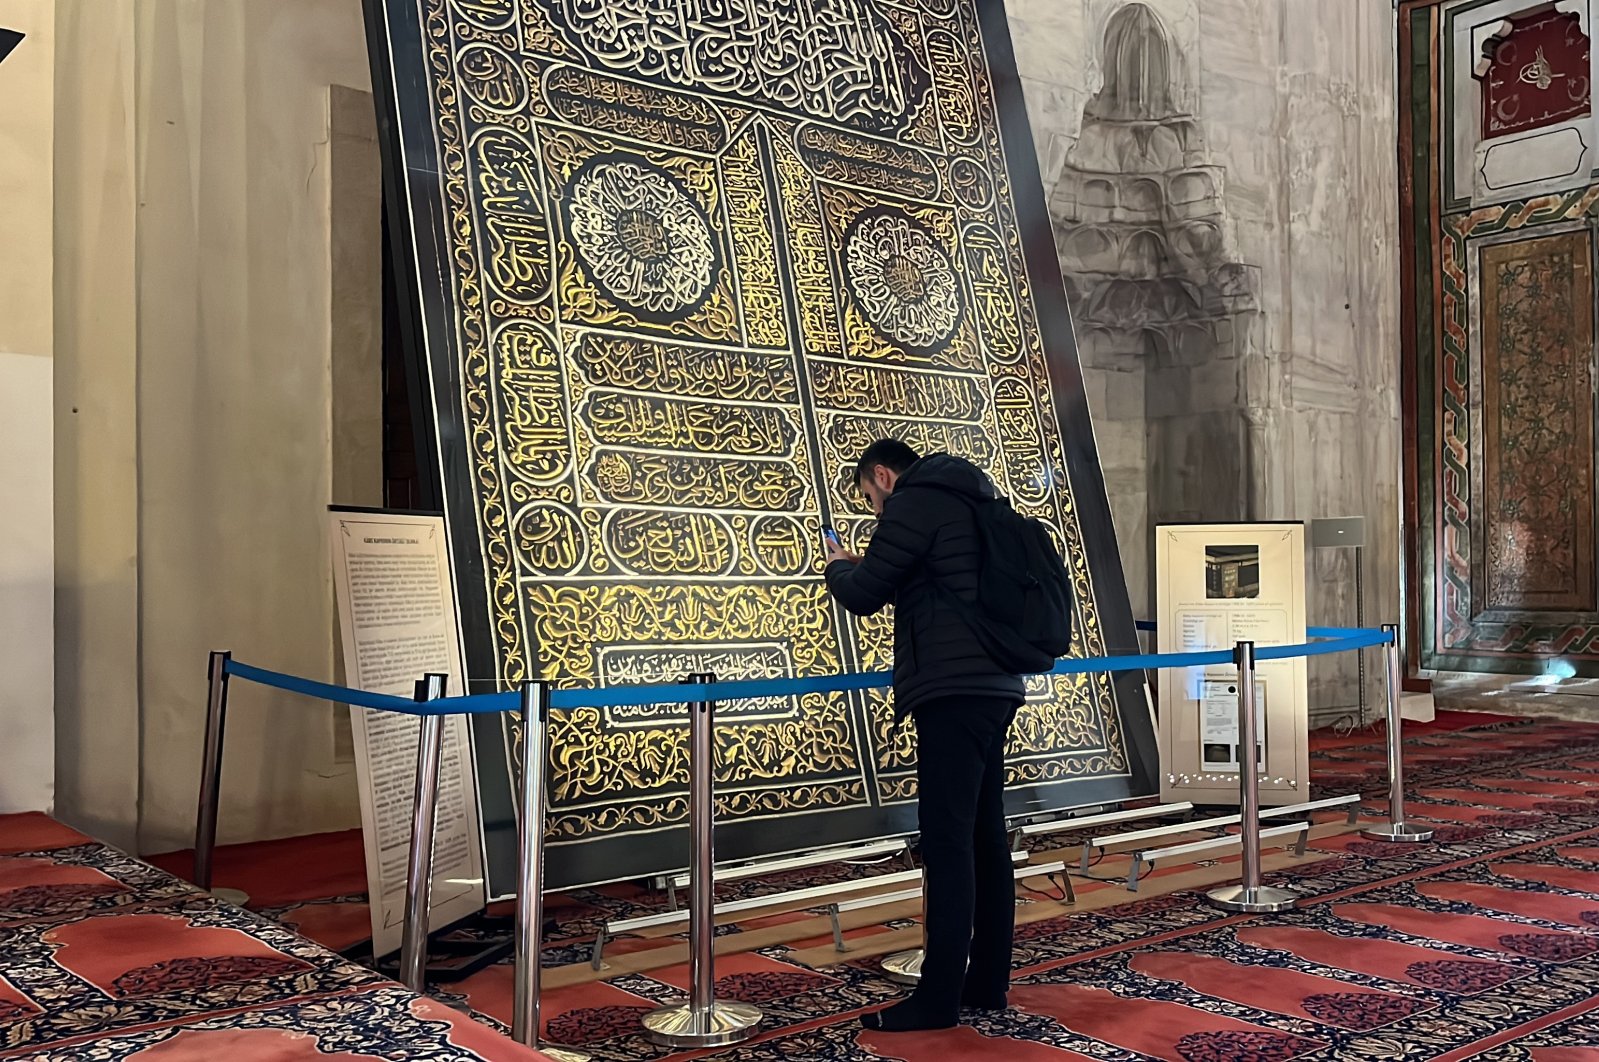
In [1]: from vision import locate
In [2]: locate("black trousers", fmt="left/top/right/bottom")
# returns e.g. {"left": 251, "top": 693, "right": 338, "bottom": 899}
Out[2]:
{"left": 911, "top": 696, "right": 1019, "bottom": 1012}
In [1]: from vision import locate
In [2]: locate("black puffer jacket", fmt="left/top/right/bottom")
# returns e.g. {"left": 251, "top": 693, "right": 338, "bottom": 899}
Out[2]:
{"left": 825, "top": 453, "right": 1027, "bottom": 718}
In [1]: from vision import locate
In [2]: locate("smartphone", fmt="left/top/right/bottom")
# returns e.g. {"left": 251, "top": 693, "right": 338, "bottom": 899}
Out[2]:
{"left": 822, "top": 525, "right": 842, "bottom": 551}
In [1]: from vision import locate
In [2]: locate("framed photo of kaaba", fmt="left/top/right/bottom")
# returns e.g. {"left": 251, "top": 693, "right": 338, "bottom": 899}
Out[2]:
{"left": 1155, "top": 522, "right": 1309, "bottom": 807}
{"left": 364, "top": 0, "right": 1159, "bottom": 895}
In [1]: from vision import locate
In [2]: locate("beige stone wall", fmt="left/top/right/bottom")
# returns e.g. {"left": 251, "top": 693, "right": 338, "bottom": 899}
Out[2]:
{"left": 52, "top": 0, "right": 375, "bottom": 851}
{"left": 0, "top": 0, "right": 56, "bottom": 815}
{"left": 53, "top": 0, "right": 140, "bottom": 846}
{"left": 1008, "top": 0, "right": 1400, "bottom": 721}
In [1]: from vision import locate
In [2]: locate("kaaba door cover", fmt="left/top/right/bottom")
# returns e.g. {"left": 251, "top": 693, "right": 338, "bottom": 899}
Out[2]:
{"left": 366, "top": 0, "right": 1157, "bottom": 893}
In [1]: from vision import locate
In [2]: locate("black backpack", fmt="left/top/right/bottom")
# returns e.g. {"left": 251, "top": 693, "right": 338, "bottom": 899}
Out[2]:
{"left": 924, "top": 487, "right": 1075, "bottom": 674}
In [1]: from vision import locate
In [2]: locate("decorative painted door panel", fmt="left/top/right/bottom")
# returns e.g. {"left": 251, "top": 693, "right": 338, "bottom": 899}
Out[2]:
{"left": 366, "top": 0, "right": 1157, "bottom": 893}
{"left": 1402, "top": 0, "right": 1599, "bottom": 677}
{"left": 1475, "top": 231, "right": 1596, "bottom": 618}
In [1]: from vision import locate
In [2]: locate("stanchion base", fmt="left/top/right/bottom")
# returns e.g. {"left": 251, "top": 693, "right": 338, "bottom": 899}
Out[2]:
{"left": 641, "top": 1001, "right": 763, "bottom": 1048}
{"left": 534, "top": 1047, "right": 592, "bottom": 1062}
{"left": 1206, "top": 884, "right": 1299, "bottom": 913}
{"left": 881, "top": 948, "right": 923, "bottom": 985}
{"left": 210, "top": 888, "right": 251, "bottom": 907}
{"left": 1361, "top": 823, "right": 1435, "bottom": 843}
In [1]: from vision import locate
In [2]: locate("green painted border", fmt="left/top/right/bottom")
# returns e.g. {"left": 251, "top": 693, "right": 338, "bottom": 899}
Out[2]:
{"left": 1411, "top": 5, "right": 1442, "bottom": 672}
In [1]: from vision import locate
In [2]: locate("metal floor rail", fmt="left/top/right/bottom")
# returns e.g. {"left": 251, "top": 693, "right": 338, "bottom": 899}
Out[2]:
{"left": 823, "top": 857, "right": 1071, "bottom": 951}
{"left": 659, "top": 838, "right": 912, "bottom": 909}
{"left": 1078, "top": 792, "right": 1360, "bottom": 872}
{"left": 1126, "top": 821, "right": 1310, "bottom": 891}
{"left": 592, "top": 852, "right": 1035, "bottom": 967}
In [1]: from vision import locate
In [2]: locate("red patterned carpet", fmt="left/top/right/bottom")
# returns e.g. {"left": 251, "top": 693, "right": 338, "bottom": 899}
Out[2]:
{"left": 13, "top": 709, "right": 1599, "bottom": 1060}
{"left": 0, "top": 815, "right": 548, "bottom": 1059}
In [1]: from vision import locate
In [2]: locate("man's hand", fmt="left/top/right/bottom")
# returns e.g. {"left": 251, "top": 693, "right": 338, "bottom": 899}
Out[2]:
{"left": 825, "top": 536, "right": 862, "bottom": 565}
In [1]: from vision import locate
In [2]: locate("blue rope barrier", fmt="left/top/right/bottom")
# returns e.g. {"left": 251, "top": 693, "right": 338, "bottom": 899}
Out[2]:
{"left": 226, "top": 661, "right": 424, "bottom": 713}
{"left": 1260, "top": 628, "right": 1390, "bottom": 660}
{"left": 221, "top": 625, "right": 1393, "bottom": 718}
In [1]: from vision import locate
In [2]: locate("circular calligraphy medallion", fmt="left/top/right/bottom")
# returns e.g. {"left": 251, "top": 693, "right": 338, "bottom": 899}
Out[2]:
{"left": 456, "top": 44, "right": 529, "bottom": 114}
{"left": 747, "top": 515, "right": 812, "bottom": 577}
{"left": 843, "top": 209, "right": 962, "bottom": 350}
{"left": 566, "top": 156, "right": 718, "bottom": 320}
{"left": 949, "top": 157, "right": 994, "bottom": 210}
{"left": 513, "top": 502, "right": 586, "bottom": 576}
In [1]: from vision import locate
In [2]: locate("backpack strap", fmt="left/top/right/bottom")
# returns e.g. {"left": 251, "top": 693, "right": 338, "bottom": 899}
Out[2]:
{"left": 901, "top": 481, "right": 1031, "bottom": 585}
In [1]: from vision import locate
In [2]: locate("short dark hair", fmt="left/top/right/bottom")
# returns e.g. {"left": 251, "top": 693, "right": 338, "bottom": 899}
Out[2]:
{"left": 854, "top": 438, "right": 920, "bottom": 486}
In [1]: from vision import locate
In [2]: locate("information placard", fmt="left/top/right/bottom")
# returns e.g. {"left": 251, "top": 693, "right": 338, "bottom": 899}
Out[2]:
{"left": 1156, "top": 524, "right": 1308, "bottom": 806}
{"left": 330, "top": 510, "right": 486, "bottom": 957}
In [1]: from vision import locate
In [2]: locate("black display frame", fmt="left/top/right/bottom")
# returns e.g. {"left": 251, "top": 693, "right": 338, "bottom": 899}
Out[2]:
{"left": 363, "top": 0, "right": 1160, "bottom": 896}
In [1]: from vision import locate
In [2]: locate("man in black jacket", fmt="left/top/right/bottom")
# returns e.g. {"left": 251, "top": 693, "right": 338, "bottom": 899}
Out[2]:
{"left": 824, "top": 439, "right": 1025, "bottom": 1032}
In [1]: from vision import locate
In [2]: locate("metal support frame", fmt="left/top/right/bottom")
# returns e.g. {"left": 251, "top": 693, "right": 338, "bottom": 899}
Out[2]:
{"left": 1311, "top": 517, "right": 1369, "bottom": 726}
{"left": 399, "top": 673, "right": 448, "bottom": 992}
{"left": 599, "top": 849, "right": 1032, "bottom": 968}
{"left": 1207, "top": 642, "right": 1300, "bottom": 913}
{"left": 1016, "top": 801, "right": 1195, "bottom": 852}
{"left": 593, "top": 845, "right": 1009, "bottom": 965}
{"left": 1076, "top": 793, "right": 1359, "bottom": 872}
{"left": 1131, "top": 822, "right": 1310, "bottom": 891}
{"left": 642, "top": 675, "right": 762, "bottom": 1047}
{"left": 1029, "top": 858, "right": 1075, "bottom": 906}
{"left": 1083, "top": 812, "right": 1247, "bottom": 865}
{"left": 511, "top": 681, "right": 590, "bottom": 1061}
{"left": 663, "top": 837, "right": 911, "bottom": 909}
{"left": 827, "top": 886, "right": 923, "bottom": 951}
{"left": 593, "top": 866, "right": 928, "bottom": 966}
{"left": 1362, "top": 624, "right": 1436, "bottom": 843}
{"left": 1268, "top": 793, "right": 1362, "bottom": 825}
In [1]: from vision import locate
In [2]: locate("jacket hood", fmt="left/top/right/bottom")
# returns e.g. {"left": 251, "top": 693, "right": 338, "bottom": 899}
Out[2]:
{"left": 894, "top": 452, "right": 997, "bottom": 501}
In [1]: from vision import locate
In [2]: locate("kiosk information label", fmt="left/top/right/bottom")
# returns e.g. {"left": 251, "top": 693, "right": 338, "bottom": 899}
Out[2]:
{"left": 1156, "top": 524, "right": 1309, "bottom": 806}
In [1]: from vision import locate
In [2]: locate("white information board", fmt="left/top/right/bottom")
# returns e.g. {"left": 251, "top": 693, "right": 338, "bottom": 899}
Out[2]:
{"left": 330, "top": 510, "right": 486, "bottom": 957}
{"left": 1155, "top": 523, "right": 1309, "bottom": 806}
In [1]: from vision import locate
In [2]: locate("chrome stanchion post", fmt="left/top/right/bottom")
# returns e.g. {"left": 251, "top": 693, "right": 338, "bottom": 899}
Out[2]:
{"left": 1208, "top": 642, "right": 1298, "bottom": 913}
{"left": 512, "top": 680, "right": 589, "bottom": 1062}
{"left": 642, "top": 674, "right": 762, "bottom": 1048}
{"left": 399, "top": 673, "right": 448, "bottom": 993}
{"left": 1363, "top": 624, "right": 1434, "bottom": 843}
{"left": 194, "top": 651, "right": 232, "bottom": 893}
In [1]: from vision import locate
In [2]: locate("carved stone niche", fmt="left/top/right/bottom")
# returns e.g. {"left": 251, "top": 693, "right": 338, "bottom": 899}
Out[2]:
{"left": 1047, "top": 2, "right": 1263, "bottom": 613}
{"left": 1451, "top": 0, "right": 1595, "bottom": 207}
{"left": 1049, "top": 3, "right": 1256, "bottom": 366}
